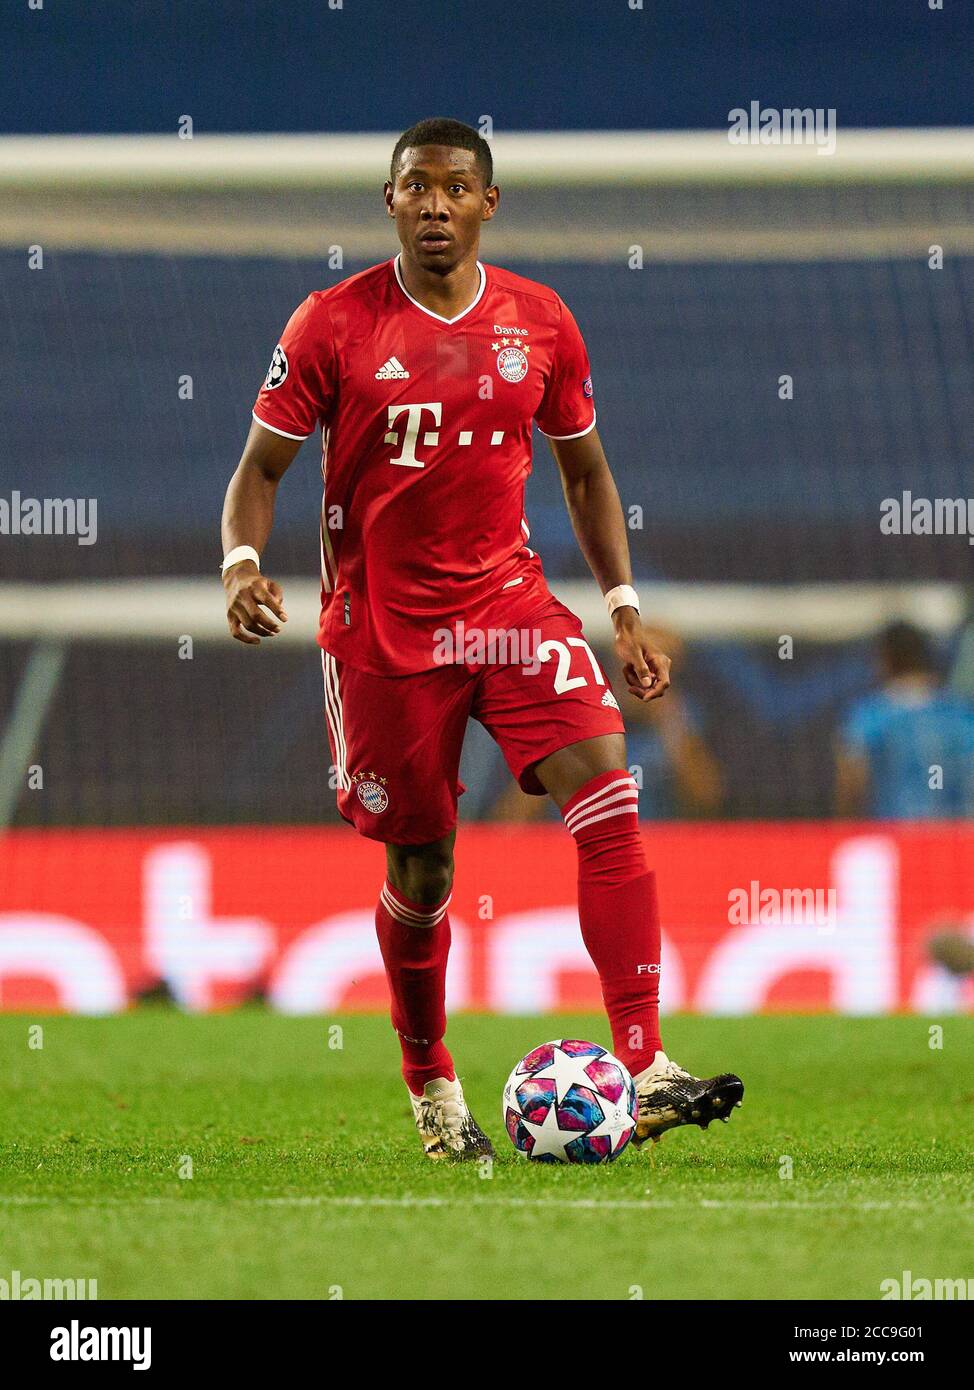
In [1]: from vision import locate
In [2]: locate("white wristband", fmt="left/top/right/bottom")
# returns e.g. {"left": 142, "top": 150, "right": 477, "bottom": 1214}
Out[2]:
{"left": 221, "top": 545, "right": 260, "bottom": 574}
{"left": 605, "top": 584, "right": 640, "bottom": 617}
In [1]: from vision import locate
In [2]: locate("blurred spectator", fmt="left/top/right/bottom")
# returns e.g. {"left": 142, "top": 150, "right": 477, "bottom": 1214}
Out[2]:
{"left": 487, "top": 629, "right": 723, "bottom": 822}
{"left": 947, "top": 586, "right": 974, "bottom": 703}
{"left": 835, "top": 621, "right": 974, "bottom": 819}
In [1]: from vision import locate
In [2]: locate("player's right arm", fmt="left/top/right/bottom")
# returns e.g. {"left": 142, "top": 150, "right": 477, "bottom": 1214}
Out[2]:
{"left": 222, "top": 294, "right": 335, "bottom": 644}
{"left": 220, "top": 421, "right": 300, "bottom": 645}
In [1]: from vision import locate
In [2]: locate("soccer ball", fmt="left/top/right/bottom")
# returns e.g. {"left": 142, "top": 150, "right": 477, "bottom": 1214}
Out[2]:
{"left": 502, "top": 1038, "right": 638, "bottom": 1163}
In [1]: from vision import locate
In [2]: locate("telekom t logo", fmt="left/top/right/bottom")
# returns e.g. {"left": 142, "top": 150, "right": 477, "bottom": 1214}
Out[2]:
{"left": 385, "top": 401, "right": 442, "bottom": 468}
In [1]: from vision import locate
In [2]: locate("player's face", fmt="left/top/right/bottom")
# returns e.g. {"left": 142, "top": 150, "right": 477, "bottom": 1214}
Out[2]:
{"left": 385, "top": 145, "right": 498, "bottom": 272}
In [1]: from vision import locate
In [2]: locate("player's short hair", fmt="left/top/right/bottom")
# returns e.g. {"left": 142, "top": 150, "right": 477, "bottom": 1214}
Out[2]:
{"left": 878, "top": 620, "right": 936, "bottom": 677}
{"left": 390, "top": 118, "right": 494, "bottom": 189}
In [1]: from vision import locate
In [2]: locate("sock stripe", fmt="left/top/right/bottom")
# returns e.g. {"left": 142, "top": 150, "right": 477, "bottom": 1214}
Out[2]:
{"left": 383, "top": 893, "right": 451, "bottom": 925}
{"left": 564, "top": 785, "right": 639, "bottom": 833}
{"left": 380, "top": 890, "right": 450, "bottom": 928}
{"left": 563, "top": 773, "right": 635, "bottom": 823}
{"left": 380, "top": 882, "right": 451, "bottom": 928}
{"left": 564, "top": 779, "right": 639, "bottom": 836}
{"left": 568, "top": 801, "right": 640, "bottom": 836}
{"left": 382, "top": 880, "right": 451, "bottom": 915}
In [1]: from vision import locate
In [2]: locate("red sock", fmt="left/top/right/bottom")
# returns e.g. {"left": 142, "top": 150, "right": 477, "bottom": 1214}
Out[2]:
{"left": 562, "top": 770, "right": 663, "bottom": 1077}
{"left": 375, "top": 881, "right": 455, "bottom": 1096}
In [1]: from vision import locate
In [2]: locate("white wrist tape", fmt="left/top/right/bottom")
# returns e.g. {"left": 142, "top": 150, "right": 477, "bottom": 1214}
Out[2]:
{"left": 221, "top": 545, "right": 260, "bottom": 574}
{"left": 605, "top": 584, "right": 640, "bottom": 617}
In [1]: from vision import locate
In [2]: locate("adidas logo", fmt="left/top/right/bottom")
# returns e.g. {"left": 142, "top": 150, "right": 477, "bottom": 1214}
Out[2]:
{"left": 375, "top": 356, "right": 410, "bottom": 380}
{"left": 601, "top": 689, "right": 620, "bottom": 710}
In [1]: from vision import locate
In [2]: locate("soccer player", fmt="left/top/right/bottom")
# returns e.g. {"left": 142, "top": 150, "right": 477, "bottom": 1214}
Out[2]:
{"left": 221, "top": 118, "right": 743, "bottom": 1159}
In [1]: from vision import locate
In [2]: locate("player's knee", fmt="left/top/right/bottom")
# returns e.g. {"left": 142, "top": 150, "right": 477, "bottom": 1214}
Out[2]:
{"left": 386, "top": 844, "right": 455, "bottom": 908}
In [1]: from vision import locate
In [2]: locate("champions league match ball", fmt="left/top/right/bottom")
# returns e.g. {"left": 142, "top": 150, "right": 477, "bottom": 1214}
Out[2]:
{"left": 503, "top": 1039, "right": 638, "bottom": 1163}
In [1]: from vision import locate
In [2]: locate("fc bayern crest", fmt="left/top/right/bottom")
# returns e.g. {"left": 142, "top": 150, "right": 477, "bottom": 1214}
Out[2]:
{"left": 496, "top": 345, "right": 529, "bottom": 383}
{"left": 354, "top": 774, "right": 389, "bottom": 815}
{"left": 263, "top": 344, "right": 288, "bottom": 390}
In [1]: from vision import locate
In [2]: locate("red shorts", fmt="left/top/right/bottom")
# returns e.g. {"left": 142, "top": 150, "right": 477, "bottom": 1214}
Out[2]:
{"left": 321, "top": 597, "right": 625, "bottom": 844}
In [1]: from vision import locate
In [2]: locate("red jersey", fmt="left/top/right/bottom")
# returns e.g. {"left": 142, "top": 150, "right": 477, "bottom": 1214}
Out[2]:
{"left": 252, "top": 256, "right": 596, "bottom": 675}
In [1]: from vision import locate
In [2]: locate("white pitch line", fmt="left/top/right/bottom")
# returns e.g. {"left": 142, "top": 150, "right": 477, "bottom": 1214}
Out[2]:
{"left": 0, "top": 1194, "right": 957, "bottom": 1214}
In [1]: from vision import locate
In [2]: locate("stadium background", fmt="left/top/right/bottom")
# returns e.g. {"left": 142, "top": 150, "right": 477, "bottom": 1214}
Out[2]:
{"left": 2, "top": 0, "right": 974, "bottom": 1017}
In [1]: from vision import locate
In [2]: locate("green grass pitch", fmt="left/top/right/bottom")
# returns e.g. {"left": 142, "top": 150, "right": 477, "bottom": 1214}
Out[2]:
{"left": 1, "top": 1011, "right": 972, "bottom": 1300}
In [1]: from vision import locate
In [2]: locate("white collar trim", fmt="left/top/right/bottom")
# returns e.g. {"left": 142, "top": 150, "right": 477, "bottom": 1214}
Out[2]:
{"left": 393, "top": 254, "right": 486, "bottom": 324}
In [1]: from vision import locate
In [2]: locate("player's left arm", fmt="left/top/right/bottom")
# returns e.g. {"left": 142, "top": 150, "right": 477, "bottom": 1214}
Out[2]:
{"left": 549, "top": 427, "right": 670, "bottom": 703}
